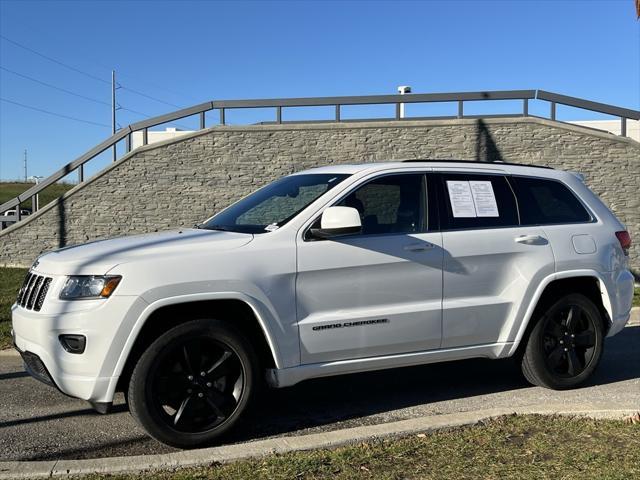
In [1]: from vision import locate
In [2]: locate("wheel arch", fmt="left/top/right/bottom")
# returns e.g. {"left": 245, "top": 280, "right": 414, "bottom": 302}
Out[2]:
{"left": 509, "top": 270, "right": 613, "bottom": 357}
{"left": 108, "top": 293, "right": 282, "bottom": 397}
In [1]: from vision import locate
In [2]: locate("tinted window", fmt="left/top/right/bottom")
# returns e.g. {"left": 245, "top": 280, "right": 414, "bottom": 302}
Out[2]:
{"left": 511, "top": 176, "right": 591, "bottom": 225}
{"left": 337, "top": 174, "right": 426, "bottom": 235}
{"left": 438, "top": 173, "right": 519, "bottom": 230}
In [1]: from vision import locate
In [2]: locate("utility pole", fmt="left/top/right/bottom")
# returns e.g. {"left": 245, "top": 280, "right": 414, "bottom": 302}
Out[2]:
{"left": 111, "top": 70, "right": 117, "bottom": 162}
{"left": 23, "top": 149, "right": 27, "bottom": 182}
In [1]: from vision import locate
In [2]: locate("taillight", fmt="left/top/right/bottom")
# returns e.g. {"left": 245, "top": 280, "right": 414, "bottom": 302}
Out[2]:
{"left": 615, "top": 231, "right": 631, "bottom": 255}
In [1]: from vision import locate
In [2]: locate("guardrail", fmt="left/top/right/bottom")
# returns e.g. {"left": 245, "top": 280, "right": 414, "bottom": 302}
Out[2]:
{"left": 1, "top": 89, "right": 638, "bottom": 225}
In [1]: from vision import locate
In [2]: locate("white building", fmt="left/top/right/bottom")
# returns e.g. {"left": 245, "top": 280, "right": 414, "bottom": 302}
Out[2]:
{"left": 568, "top": 119, "right": 639, "bottom": 142}
{"left": 131, "top": 128, "right": 194, "bottom": 150}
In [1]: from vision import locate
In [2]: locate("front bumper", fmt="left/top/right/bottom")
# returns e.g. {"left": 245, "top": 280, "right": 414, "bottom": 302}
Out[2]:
{"left": 11, "top": 291, "right": 146, "bottom": 403}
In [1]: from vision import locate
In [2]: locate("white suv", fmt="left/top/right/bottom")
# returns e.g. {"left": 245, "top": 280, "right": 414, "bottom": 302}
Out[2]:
{"left": 11, "top": 161, "right": 634, "bottom": 448}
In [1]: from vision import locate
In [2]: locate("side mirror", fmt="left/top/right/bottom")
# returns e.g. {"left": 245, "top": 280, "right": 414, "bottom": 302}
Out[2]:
{"left": 311, "top": 206, "right": 362, "bottom": 239}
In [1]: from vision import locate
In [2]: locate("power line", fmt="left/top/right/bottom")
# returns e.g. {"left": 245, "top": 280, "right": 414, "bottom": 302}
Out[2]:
{"left": 0, "top": 34, "right": 110, "bottom": 85}
{"left": 1, "top": 34, "right": 185, "bottom": 109}
{"left": 120, "top": 106, "right": 153, "bottom": 118}
{"left": 0, "top": 97, "right": 110, "bottom": 127}
{"left": 0, "top": 66, "right": 111, "bottom": 106}
{"left": 120, "top": 85, "right": 184, "bottom": 109}
{"left": 1, "top": 35, "right": 198, "bottom": 132}
{"left": 0, "top": 66, "right": 184, "bottom": 130}
{"left": 119, "top": 105, "right": 192, "bottom": 131}
{"left": 105, "top": 68, "right": 198, "bottom": 104}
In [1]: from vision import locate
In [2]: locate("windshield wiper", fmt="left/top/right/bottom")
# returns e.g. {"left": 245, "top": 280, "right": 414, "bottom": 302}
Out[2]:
{"left": 202, "top": 224, "right": 236, "bottom": 232}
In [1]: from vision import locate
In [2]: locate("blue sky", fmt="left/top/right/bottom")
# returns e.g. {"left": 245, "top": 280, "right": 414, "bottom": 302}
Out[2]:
{"left": 0, "top": 0, "right": 638, "bottom": 181}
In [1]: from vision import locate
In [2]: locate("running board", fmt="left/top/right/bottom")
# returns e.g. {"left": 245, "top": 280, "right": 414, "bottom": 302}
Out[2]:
{"left": 266, "top": 342, "right": 514, "bottom": 388}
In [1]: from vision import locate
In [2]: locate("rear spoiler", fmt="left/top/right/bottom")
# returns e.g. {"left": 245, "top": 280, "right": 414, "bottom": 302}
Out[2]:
{"left": 569, "top": 171, "right": 586, "bottom": 182}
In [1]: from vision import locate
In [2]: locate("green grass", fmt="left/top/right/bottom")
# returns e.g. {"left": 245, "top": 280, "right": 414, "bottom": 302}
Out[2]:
{"left": 0, "top": 181, "right": 74, "bottom": 210}
{"left": 85, "top": 415, "right": 639, "bottom": 480}
{"left": 0, "top": 267, "right": 28, "bottom": 349}
{"left": 634, "top": 287, "right": 640, "bottom": 307}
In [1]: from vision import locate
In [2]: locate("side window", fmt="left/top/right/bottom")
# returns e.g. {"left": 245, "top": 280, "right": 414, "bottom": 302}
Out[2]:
{"left": 510, "top": 176, "right": 591, "bottom": 225}
{"left": 337, "top": 174, "right": 426, "bottom": 235}
{"left": 439, "top": 173, "right": 519, "bottom": 230}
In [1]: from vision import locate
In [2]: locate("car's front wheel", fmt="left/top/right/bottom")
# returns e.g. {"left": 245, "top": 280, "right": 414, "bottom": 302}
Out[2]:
{"left": 521, "top": 293, "right": 604, "bottom": 390}
{"left": 128, "top": 318, "right": 258, "bottom": 448}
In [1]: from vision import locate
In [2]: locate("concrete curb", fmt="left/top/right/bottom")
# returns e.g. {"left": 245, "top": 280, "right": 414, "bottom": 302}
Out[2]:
{"left": 0, "top": 405, "right": 637, "bottom": 479}
{"left": 0, "top": 349, "right": 18, "bottom": 357}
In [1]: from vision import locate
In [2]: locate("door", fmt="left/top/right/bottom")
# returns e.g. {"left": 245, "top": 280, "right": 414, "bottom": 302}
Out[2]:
{"left": 296, "top": 173, "right": 444, "bottom": 364}
{"left": 434, "top": 171, "right": 555, "bottom": 348}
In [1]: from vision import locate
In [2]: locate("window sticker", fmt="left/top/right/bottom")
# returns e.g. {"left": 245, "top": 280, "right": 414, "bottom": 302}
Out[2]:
{"left": 469, "top": 181, "right": 499, "bottom": 217}
{"left": 446, "top": 181, "right": 476, "bottom": 218}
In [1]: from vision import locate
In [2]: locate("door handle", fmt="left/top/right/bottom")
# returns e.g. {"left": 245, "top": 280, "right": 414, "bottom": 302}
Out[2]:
{"left": 403, "top": 242, "right": 435, "bottom": 252}
{"left": 514, "top": 234, "right": 548, "bottom": 245}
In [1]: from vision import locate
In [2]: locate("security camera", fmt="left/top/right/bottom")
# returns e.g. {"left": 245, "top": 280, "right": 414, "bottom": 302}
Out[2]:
{"left": 397, "top": 86, "right": 412, "bottom": 94}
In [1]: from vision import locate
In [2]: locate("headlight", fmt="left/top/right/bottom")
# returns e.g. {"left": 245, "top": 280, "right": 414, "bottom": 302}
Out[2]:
{"left": 59, "top": 276, "right": 122, "bottom": 300}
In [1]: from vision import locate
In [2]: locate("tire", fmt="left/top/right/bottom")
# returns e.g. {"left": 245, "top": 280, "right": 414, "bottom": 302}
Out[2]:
{"left": 521, "top": 293, "right": 604, "bottom": 390}
{"left": 128, "top": 318, "right": 258, "bottom": 448}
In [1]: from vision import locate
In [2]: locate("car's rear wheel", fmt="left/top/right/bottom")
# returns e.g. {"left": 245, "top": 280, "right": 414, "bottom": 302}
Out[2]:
{"left": 521, "top": 293, "right": 604, "bottom": 390}
{"left": 128, "top": 318, "right": 258, "bottom": 448}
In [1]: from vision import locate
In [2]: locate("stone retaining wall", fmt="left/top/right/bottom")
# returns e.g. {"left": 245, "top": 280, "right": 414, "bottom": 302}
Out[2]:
{"left": 2, "top": 117, "right": 638, "bottom": 271}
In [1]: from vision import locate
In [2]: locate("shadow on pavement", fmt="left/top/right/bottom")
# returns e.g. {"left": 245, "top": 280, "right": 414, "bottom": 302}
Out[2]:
{"left": 0, "top": 404, "right": 128, "bottom": 429}
{"left": 3, "top": 326, "right": 638, "bottom": 460}
{"left": 20, "top": 435, "right": 157, "bottom": 462}
{"left": 227, "top": 325, "right": 639, "bottom": 443}
{"left": 0, "top": 371, "right": 29, "bottom": 381}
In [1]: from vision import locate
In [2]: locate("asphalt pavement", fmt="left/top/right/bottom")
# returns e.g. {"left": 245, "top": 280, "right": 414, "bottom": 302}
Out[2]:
{"left": 1, "top": 324, "right": 638, "bottom": 462}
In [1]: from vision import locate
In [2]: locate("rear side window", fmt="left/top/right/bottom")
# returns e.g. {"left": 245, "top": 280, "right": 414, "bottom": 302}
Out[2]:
{"left": 438, "top": 173, "right": 519, "bottom": 230}
{"left": 510, "top": 176, "right": 591, "bottom": 225}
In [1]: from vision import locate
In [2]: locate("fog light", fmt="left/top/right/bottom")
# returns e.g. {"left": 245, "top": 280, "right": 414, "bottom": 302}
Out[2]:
{"left": 59, "top": 335, "right": 86, "bottom": 354}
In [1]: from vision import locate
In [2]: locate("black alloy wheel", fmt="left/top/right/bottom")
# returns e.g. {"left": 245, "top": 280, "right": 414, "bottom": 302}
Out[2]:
{"left": 521, "top": 293, "right": 604, "bottom": 390}
{"left": 151, "top": 338, "right": 244, "bottom": 432}
{"left": 542, "top": 303, "right": 598, "bottom": 378}
{"left": 128, "top": 319, "right": 258, "bottom": 448}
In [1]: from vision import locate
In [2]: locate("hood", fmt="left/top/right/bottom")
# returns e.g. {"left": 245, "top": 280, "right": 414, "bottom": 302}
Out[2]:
{"left": 33, "top": 229, "right": 254, "bottom": 275}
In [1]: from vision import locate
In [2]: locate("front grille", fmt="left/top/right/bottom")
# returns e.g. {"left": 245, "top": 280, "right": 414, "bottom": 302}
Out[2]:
{"left": 16, "top": 272, "right": 52, "bottom": 311}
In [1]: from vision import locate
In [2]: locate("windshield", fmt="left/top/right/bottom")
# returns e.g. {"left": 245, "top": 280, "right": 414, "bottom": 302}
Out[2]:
{"left": 201, "top": 173, "right": 350, "bottom": 234}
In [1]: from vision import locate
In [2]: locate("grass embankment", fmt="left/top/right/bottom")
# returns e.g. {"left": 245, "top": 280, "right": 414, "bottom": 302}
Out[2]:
{"left": 0, "top": 181, "right": 74, "bottom": 348}
{"left": 0, "top": 267, "right": 28, "bottom": 349}
{"left": 85, "top": 415, "right": 639, "bottom": 480}
{"left": 0, "top": 181, "right": 74, "bottom": 209}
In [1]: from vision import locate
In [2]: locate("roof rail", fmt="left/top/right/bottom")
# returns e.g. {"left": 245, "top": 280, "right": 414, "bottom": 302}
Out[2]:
{"left": 401, "top": 159, "right": 554, "bottom": 169}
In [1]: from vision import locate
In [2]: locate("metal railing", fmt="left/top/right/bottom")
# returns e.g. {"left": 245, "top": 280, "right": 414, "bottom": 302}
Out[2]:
{"left": 1, "top": 89, "right": 638, "bottom": 227}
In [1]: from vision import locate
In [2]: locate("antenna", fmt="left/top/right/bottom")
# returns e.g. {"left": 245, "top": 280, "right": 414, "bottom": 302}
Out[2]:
{"left": 23, "top": 149, "right": 27, "bottom": 182}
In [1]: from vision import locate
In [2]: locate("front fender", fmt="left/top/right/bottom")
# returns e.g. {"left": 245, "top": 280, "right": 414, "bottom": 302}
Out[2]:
{"left": 100, "top": 288, "right": 293, "bottom": 403}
